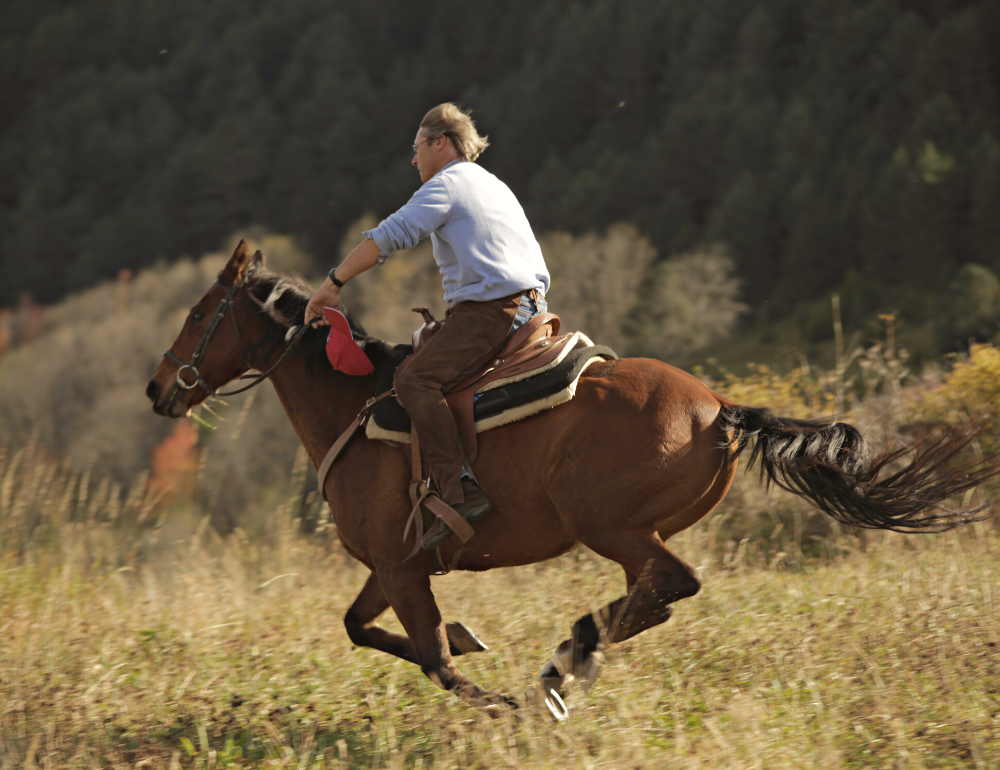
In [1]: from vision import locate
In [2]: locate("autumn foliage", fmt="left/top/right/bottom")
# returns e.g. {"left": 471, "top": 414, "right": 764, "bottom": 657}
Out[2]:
{"left": 148, "top": 421, "right": 198, "bottom": 504}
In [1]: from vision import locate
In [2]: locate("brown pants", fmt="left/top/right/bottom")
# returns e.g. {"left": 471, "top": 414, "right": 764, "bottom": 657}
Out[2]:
{"left": 393, "top": 294, "right": 521, "bottom": 504}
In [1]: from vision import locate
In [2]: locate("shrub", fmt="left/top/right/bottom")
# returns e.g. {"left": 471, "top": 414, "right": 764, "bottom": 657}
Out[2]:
{"left": 626, "top": 244, "right": 748, "bottom": 358}
{"left": 539, "top": 223, "right": 658, "bottom": 351}
{"left": 909, "top": 343, "right": 1000, "bottom": 452}
{"left": 709, "top": 362, "right": 834, "bottom": 420}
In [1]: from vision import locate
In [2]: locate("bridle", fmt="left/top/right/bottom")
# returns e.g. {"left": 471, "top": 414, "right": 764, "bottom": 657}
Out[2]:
{"left": 162, "top": 275, "right": 310, "bottom": 399}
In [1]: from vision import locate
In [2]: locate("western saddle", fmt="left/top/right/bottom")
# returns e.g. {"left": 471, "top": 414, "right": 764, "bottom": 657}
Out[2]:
{"left": 317, "top": 306, "right": 583, "bottom": 563}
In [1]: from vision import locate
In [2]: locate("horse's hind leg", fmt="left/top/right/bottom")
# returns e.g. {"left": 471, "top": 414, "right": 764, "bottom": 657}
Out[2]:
{"left": 537, "top": 532, "right": 700, "bottom": 696}
{"left": 345, "top": 572, "right": 488, "bottom": 663}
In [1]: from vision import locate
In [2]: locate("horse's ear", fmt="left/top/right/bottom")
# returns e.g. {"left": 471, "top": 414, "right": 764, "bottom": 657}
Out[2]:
{"left": 220, "top": 239, "right": 252, "bottom": 284}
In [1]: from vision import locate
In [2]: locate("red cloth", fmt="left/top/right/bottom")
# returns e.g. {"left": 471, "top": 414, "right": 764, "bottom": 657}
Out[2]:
{"left": 324, "top": 307, "right": 374, "bottom": 376}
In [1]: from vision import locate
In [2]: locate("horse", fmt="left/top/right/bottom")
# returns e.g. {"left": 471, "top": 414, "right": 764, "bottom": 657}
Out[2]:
{"left": 146, "top": 241, "right": 997, "bottom": 718}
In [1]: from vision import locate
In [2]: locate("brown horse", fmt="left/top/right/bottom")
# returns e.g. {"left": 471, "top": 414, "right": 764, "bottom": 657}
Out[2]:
{"left": 147, "top": 242, "right": 997, "bottom": 717}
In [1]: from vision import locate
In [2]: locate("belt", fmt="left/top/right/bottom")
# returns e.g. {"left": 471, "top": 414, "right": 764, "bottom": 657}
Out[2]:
{"left": 509, "top": 288, "right": 545, "bottom": 302}
{"left": 449, "top": 288, "right": 546, "bottom": 309}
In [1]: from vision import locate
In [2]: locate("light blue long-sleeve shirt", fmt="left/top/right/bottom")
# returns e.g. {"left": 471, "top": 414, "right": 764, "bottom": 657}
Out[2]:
{"left": 364, "top": 159, "right": 550, "bottom": 305}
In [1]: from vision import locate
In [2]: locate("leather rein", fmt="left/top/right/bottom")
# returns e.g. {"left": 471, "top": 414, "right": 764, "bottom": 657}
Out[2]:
{"left": 161, "top": 276, "right": 310, "bottom": 399}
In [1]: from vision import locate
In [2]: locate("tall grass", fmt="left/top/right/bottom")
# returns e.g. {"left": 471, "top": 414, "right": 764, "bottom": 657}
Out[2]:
{"left": 1, "top": 451, "right": 997, "bottom": 768}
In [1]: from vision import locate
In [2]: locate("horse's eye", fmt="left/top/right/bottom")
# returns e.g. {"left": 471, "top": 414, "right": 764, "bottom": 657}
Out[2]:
{"left": 191, "top": 311, "right": 205, "bottom": 323}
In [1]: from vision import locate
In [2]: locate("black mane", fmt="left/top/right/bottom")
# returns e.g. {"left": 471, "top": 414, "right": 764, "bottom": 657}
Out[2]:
{"left": 241, "top": 262, "right": 397, "bottom": 376}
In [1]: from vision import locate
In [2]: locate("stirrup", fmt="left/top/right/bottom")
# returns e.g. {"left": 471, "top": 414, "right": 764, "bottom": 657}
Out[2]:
{"left": 403, "top": 486, "right": 480, "bottom": 560}
{"left": 405, "top": 428, "right": 486, "bottom": 557}
{"left": 424, "top": 476, "right": 492, "bottom": 548}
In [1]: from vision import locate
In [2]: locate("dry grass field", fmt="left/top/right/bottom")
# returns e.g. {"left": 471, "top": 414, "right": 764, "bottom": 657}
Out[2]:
{"left": 2, "top": 244, "right": 999, "bottom": 768}
{"left": 1, "top": 460, "right": 998, "bottom": 769}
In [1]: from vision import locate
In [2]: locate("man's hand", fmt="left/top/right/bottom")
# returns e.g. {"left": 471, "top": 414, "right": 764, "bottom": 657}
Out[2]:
{"left": 304, "top": 277, "right": 341, "bottom": 327}
{"left": 306, "top": 240, "right": 382, "bottom": 326}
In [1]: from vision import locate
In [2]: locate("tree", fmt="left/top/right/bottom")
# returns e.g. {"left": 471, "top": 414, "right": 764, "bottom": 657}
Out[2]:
{"left": 942, "top": 263, "right": 1000, "bottom": 348}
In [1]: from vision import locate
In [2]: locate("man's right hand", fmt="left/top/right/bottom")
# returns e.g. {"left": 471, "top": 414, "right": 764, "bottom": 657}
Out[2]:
{"left": 304, "top": 277, "right": 342, "bottom": 327}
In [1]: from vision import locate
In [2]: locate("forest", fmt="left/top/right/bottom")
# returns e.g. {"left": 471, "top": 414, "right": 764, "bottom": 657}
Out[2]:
{"left": 2, "top": 0, "right": 999, "bottom": 351}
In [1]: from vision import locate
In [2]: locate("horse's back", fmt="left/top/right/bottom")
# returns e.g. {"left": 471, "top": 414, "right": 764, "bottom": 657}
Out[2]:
{"left": 573, "top": 356, "right": 724, "bottom": 436}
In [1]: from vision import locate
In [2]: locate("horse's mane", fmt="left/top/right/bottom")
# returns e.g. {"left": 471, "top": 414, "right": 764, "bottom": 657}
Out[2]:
{"left": 241, "top": 262, "right": 396, "bottom": 376}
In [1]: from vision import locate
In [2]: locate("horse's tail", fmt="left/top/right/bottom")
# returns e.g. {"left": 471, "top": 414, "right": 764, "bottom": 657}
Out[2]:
{"left": 718, "top": 403, "right": 999, "bottom": 533}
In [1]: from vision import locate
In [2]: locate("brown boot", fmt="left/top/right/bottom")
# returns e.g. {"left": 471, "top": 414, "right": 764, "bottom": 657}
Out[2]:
{"left": 421, "top": 478, "right": 492, "bottom": 550}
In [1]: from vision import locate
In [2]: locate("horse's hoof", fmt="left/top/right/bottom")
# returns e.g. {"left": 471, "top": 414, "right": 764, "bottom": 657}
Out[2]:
{"left": 446, "top": 621, "right": 489, "bottom": 654}
{"left": 525, "top": 681, "right": 569, "bottom": 722}
{"left": 538, "top": 649, "right": 604, "bottom": 694}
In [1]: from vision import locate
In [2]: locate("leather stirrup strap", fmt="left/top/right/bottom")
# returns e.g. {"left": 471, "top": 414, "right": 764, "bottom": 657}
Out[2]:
{"left": 403, "top": 426, "right": 476, "bottom": 559}
{"left": 403, "top": 426, "right": 431, "bottom": 553}
{"left": 410, "top": 427, "right": 423, "bottom": 494}
{"left": 407, "top": 425, "right": 426, "bottom": 512}
{"left": 403, "top": 486, "right": 430, "bottom": 552}
{"left": 403, "top": 487, "right": 475, "bottom": 561}
{"left": 424, "top": 496, "right": 475, "bottom": 542}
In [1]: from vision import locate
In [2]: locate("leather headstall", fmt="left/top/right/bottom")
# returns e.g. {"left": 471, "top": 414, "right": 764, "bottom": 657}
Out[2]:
{"left": 161, "top": 275, "right": 309, "bottom": 400}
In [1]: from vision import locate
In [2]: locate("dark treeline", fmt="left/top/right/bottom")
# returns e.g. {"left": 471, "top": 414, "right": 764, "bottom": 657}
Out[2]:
{"left": 1, "top": 0, "right": 999, "bottom": 326}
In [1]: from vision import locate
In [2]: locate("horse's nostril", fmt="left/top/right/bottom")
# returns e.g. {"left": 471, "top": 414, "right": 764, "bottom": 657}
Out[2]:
{"left": 146, "top": 380, "right": 160, "bottom": 403}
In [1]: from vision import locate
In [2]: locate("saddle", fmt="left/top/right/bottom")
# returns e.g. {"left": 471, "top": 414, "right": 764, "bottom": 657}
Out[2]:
{"left": 316, "top": 306, "right": 617, "bottom": 565}
{"left": 389, "top": 307, "right": 573, "bottom": 461}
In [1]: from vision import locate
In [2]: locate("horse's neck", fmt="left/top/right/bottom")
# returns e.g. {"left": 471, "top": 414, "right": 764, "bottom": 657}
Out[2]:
{"left": 264, "top": 344, "right": 372, "bottom": 470}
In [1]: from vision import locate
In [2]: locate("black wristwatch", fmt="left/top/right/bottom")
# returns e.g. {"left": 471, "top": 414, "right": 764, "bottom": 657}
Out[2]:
{"left": 328, "top": 268, "right": 345, "bottom": 288}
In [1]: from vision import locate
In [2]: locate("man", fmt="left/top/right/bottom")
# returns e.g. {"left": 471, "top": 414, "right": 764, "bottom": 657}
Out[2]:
{"left": 305, "top": 103, "right": 551, "bottom": 548}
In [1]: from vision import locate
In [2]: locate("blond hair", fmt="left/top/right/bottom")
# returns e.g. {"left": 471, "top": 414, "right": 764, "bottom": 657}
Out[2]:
{"left": 420, "top": 103, "right": 490, "bottom": 162}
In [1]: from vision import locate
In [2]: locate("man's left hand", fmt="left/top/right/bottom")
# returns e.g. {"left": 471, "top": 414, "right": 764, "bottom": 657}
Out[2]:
{"left": 305, "top": 278, "right": 341, "bottom": 327}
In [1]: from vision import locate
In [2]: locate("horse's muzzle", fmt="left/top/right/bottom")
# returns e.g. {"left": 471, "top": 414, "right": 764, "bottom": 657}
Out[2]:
{"left": 145, "top": 378, "right": 160, "bottom": 405}
{"left": 146, "top": 377, "right": 185, "bottom": 418}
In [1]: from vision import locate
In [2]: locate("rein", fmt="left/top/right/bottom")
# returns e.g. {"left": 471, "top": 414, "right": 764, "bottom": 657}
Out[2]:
{"left": 162, "top": 276, "right": 310, "bottom": 398}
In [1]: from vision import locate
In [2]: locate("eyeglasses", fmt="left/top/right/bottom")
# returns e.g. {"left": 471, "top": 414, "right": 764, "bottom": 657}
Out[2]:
{"left": 412, "top": 138, "right": 432, "bottom": 153}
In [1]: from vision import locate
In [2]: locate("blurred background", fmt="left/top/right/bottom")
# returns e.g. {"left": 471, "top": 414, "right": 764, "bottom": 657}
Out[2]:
{"left": 0, "top": 0, "right": 998, "bottom": 546}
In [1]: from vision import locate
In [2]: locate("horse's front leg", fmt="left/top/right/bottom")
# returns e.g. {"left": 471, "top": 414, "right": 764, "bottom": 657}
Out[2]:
{"left": 345, "top": 572, "right": 489, "bottom": 662}
{"left": 375, "top": 566, "right": 515, "bottom": 715}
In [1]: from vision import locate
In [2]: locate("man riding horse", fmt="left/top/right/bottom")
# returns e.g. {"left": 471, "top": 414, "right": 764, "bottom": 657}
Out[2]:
{"left": 153, "top": 121, "right": 998, "bottom": 716}
{"left": 305, "top": 103, "right": 551, "bottom": 548}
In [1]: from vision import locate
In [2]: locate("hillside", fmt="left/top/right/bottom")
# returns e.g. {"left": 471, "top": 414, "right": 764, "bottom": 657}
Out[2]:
{"left": 2, "top": 0, "right": 998, "bottom": 343}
